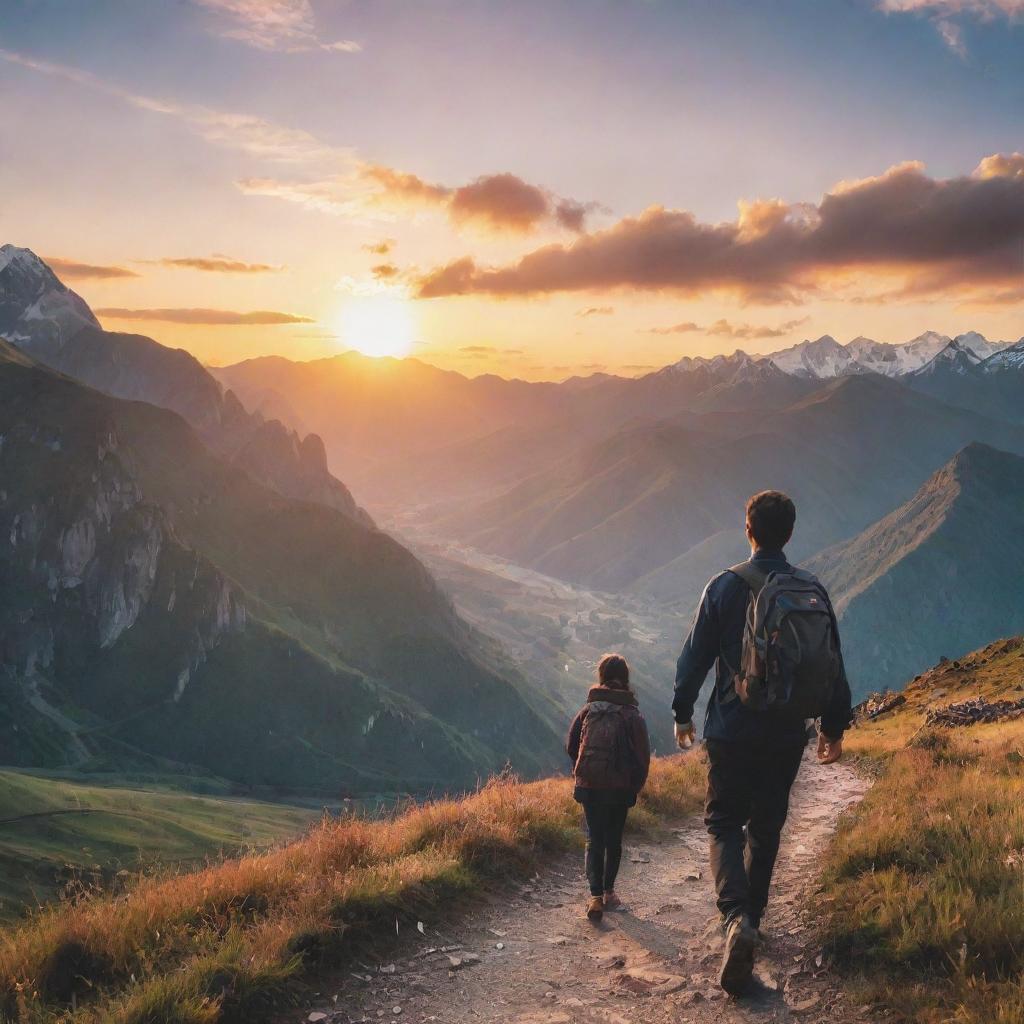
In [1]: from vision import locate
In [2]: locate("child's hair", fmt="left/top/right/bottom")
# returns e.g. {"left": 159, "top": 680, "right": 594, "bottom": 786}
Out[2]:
{"left": 597, "top": 653, "right": 630, "bottom": 691}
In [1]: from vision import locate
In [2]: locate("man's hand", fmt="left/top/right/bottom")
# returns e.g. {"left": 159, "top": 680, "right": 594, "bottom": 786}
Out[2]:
{"left": 675, "top": 721, "right": 696, "bottom": 750}
{"left": 817, "top": 732, "right": 843, "bottom": 764}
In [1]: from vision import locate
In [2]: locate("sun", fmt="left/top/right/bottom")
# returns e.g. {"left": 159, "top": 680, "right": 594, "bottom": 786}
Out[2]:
{"left": 338, "top": 293, "right": 416, "bottom": 358}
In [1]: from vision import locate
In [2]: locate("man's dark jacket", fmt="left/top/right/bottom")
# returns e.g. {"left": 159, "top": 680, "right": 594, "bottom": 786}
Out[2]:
{"left": 673, "top": 547, "right": 853, "bottom": 743}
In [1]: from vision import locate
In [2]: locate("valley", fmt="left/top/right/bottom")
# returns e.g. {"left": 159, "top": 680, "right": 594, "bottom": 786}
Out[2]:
{"left": 392, "top": 516, "right": 693, "bottom": 753}
{"left": 2, "top": 242, "right": 1024, "bottom": 923}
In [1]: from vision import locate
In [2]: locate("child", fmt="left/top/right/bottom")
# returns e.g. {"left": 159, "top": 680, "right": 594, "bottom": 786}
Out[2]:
{"left": 566, "top": 654, "right": 651, "bottom": 921}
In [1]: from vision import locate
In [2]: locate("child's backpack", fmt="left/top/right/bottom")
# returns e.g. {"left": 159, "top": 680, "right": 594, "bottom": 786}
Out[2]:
{"left": 726, "top": 562, "right": 843, "bottom": 718}
{"left": 575, "top": 703, "right": 632, "bottom": 789}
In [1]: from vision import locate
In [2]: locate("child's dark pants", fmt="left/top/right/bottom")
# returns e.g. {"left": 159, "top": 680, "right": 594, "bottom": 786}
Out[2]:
{"left": 582, "top": 802, "right": 630, "bottom": 897}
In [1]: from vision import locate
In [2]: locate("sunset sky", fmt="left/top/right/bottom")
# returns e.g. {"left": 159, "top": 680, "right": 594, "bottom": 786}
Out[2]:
{"left": 2, "top": 0, "right": 1022, "bottom": 379}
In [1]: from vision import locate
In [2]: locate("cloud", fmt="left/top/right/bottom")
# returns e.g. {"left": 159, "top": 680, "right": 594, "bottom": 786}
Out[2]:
{"left": 458, "top": 345, "right": 525, "bottom": 356}
{"left": 370, "top": 263, "right": 401, "bottom": 280}
{"left": 875, "top": 0, "right": 1024, "bottom": 56}
{"left": 3, "top": 48, "right": 594, "bottom": 245}
{"left": 95, "top": 307, "right": 314, "bottom": 325}
{"left": 577, "top": 306, "right": 615, "bottom": 317}
{"left": 935, "top": 18, "right": 968, "bottom": 55}
{"left": 193, "top": 0, "right": 360, "bottom": 53}
{"left": 877, "top": 0, "right": 1024, "bottom": 15}
{"left": 44, "top": 257, "right": 139, "bottom": 280}
{"left": 646, "top": 316, "right": 809, "bottom": 338}
{"left": 149, "top": 256, "right": 280, "bottom": 273}
{"left": 363, "top": 164, "right": 594, "bottom": 234}
{"left": 237, "top": 175, "right": 362, "bottom": 214}
{"left": 975, "top": 153, "right": 1024, "bottom": 178}
{"left": 0, "top": 48, "right": 350, "bottom": 166}
{"left": 363, "top": 238, "right": 396, "bottom": 255}
{"left": 361, "top": 163, "right": 451, "bottom": 205}
{"left": 243, "top": 162, "right": 594, "bottom": 234}
{"left": 448, "top": 174, "right": 557, "bottom": 233}
{"left": 415, "top": 155, "right": 1024, "bottom": 304}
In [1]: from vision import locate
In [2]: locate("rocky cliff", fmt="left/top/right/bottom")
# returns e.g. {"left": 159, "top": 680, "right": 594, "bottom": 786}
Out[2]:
{"left": 0, "top": 341, "right": 559, "bottom": 791}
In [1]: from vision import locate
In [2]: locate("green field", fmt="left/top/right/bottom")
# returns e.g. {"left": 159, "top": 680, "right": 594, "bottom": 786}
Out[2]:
{"left": 0, "top": 769, "right": 319, "bottom": 920}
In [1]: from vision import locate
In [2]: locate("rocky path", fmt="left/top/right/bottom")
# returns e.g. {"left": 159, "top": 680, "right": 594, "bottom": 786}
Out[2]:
{"left": 302, "top": 752, "right": 873, "bottom": 1024}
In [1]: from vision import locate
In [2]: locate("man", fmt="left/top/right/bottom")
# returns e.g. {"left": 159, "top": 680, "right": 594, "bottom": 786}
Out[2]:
{"left": 673, "top": 490, "right": 852, "bottom": 996}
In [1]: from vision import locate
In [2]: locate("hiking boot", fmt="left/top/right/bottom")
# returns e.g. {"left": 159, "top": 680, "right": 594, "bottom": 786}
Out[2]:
{"left": 718, "top": 913, "right": 757, "bottom": 995}
{"left": 586, "top": 896, "right": 604, "bottom": 921}
{"left": 603, "top": 891, "right": 621, "bottom": 910}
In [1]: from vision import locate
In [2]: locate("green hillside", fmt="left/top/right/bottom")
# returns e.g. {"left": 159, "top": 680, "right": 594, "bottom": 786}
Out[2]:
{"left": 0, "top": 345, "right": 560, "bottom": 794}
{"left": 0, "top": 770, "right": 316, "bottom": 920}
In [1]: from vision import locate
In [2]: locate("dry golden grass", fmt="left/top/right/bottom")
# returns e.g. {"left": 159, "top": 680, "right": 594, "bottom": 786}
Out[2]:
{"left": 0, "top": 756, "right": 703, "bottom": 1023}
{"left": 822, "top": 636, "right": 1024, "bottom": 1023}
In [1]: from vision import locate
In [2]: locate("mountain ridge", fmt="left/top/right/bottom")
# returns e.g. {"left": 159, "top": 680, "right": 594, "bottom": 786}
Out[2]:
{"left": 810, "top": 442, "right": 1024, "bottom": 694}
{"left": 0, "top": 245, "right": 371, "bottom": 525}
{"left": 0, "top": 338, "right": 559, "bottom": 792}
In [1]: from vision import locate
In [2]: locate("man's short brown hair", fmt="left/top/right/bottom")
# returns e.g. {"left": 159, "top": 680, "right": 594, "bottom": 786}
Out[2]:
{"left": 745, "top": 490, "right": 796, "bottom": 550}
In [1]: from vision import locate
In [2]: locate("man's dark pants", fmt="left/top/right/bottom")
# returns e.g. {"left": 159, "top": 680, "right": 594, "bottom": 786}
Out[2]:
{"left": 704, "top": 738, "right": 806, "bottom": 926}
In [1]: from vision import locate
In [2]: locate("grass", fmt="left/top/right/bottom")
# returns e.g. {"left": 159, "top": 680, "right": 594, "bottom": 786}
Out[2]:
{"left": 0, "top": 770, "right": 318, "bottom": 922}
{"left": 821, "top": 636, "right": 1024, "bottom": 1023}
{"left": 0, "top": 754, "right": 703, "bottom": 1023}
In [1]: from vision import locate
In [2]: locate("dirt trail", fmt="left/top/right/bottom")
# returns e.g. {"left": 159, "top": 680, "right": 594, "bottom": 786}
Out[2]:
{"left": 303, "top": 752, "right": 873, "bottom": 1024}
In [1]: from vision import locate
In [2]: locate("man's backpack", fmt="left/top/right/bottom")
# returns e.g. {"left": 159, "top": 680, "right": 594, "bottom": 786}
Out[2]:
{"left": 725, "top": 561, "right": 842, "bottom": 718}
{"left": 575, "top": 703, "right": 632, "bottom": 789}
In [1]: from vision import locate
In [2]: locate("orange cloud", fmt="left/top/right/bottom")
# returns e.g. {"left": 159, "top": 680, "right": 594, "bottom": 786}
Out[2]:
{"left": 150, "top": 256, "right": 280, "bottom": 273}
{"left": 646, "top": 317, "right": 809, "bottom": 338}
{"left": 362, "top": 163, "right": 594, "bottom": 234}
{"left": 416, "top": 154, "right": 1024, "bottom": 302}
{"left": 44, "top": 257, "right": 139, "bottom": 280}
{"left": 244, "top": 163, "right": 595, "bottom": 234}
{"left": 95, "top": 307, "right": 314, "bottom": 325}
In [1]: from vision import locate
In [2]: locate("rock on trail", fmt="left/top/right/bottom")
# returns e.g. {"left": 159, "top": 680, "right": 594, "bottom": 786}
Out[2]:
{"left": 302, "top": 751, "right": 873, "bottom": 1023}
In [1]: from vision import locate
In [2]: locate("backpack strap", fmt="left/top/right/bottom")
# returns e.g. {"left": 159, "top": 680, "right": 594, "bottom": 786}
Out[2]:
{"left": 719, "top": 561, "right": 770, "bottom": 705}
{"left": 727, "top": 560, "right": 770, "bottom": 596}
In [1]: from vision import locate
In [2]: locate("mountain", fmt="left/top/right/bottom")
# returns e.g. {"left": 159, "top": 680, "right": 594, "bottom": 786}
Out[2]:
{"left": 809, "top": 443, "right": 1024, "bottom": 697}
{"left": 952, "top": 331, "right": 1009, "bottom": 362}
{"left": 214, "top": 353, "right": 565, "bottom": 467}
{"left": 0, "top": 245, "right": 369, "bottom": 524}
{"left": 910, "top": 338, "right": 983, "bottom": 377}
{"left": 765, "top": 330, "right": 1001, "bottom": 380}
{"left": 767, "top": 335, "right": 864, "bottom": 378}
{"left": 0, "top": 341, "right": 559, "bottom": 792}
{"left": 215, "top": 348, "right": 815, "bottom": 514}
{"left": 436, "top": 375, "right": 1024, "bottom": 593}
{"left": 0, "top": 245, "right": 97, "bottom": 346}
{"left": 981, "top": 336, "right": 1024, "bottom": 371}
{"left": 906, "top": 337, "right": 1024, "bottom": 425}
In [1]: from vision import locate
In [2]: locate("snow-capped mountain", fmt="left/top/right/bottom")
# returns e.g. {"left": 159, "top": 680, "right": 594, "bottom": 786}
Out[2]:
{"left": 844, "top": 336, "right": 902, "bottom": 375}
{"left": 766, "top": 330, "right": 1006, "bottom": 379}
{"left": 765, "top": 335, "right": 862, "bottom": 378}
{"left": 850, "top": 331, "right": 957, "bottom": 375}
{"left": 982, "top": 338, "right": 1024, "bottom": 372}
{"left": 656, "top": 349, "right": 800, "bottom": 393}
{"left": 910, "top": 339, "right": 983, "bottom": 378}
{"left": 668, "top": 349, "right": 766, "bottom": 374}
{"left": 0, "top": 244, "right": 98, "bottom": 354}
